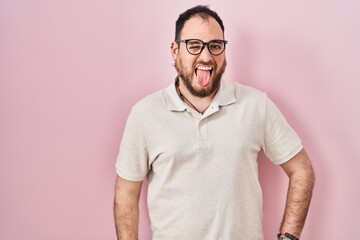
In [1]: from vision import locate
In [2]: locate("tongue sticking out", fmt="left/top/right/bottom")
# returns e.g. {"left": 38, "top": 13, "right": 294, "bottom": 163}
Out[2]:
{"left": 196, "top": 69, "right": 211, "bottom": 87}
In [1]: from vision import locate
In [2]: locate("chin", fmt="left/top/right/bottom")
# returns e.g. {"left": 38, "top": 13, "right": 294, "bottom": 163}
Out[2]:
{"left": 191, "top": 82, "right": 214, "bottom": 97}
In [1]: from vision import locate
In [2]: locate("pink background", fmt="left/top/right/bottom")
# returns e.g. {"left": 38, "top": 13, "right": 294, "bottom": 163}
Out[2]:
{"left": 1, "top": 0, "right": 359, "bottom": 239}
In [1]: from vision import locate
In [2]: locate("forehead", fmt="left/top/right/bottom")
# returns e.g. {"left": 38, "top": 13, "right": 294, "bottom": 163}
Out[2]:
{"left": 180, "top": 15, "right": 223, "bottom": 41}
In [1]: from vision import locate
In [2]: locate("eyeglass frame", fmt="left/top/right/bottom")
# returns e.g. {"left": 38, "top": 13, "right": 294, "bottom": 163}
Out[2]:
{"left": 176, "top": 39, "right": 228, "bottom": 56}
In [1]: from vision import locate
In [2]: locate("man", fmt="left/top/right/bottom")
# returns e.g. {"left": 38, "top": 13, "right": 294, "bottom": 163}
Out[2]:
{"left": 114, "top": 5, "right": 315, "bottom": 240}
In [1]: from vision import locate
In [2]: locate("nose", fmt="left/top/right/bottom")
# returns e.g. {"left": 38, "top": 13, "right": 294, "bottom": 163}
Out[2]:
{"left": 198, "top": 44, "right": 213, "bottom": 62}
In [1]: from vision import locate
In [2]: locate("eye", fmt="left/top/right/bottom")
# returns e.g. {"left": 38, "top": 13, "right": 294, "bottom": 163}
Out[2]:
{"left": 187, "top": 40, "right": 202, "bottom": 50}
{"left": 209, "top": 42, "right": 223, "bottom": 50}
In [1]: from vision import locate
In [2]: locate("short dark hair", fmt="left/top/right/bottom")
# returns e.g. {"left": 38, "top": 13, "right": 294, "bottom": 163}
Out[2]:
{"left": 175, "top": 5, "right": 225, "bottom": 41}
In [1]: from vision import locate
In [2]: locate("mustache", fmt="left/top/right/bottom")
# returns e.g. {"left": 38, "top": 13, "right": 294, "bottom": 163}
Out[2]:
{"left": 193, "top": 60, "right": 216, "bottom": 68}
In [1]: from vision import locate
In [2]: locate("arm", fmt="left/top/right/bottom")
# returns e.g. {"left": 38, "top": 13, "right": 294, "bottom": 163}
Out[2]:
{"left": 279, "top": 149, "right": 315, "bottom": 238}
{"left": 114, "top": 175, "right": 143, "bottom": 240}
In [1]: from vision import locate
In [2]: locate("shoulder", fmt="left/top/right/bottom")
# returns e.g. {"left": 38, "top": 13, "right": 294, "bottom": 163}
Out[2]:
{"left": 131, "top": 87, "right": 168, "bottom": 115}
{"left": 223, "top": 80, "right": 266, "bottom": 103}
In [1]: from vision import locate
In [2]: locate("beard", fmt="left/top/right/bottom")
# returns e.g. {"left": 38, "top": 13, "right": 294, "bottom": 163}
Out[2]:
{"left": 175, "top": 57, "right": 227, "bottom": 98}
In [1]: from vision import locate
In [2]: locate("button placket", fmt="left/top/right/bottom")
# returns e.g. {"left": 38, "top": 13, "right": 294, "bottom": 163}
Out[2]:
{"left": 197, "top": 119, "right": 210, "bottom": 149}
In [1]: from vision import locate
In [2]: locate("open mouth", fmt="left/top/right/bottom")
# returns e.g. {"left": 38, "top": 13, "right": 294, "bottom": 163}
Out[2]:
{"left": 195, "top": 66, "right": 213, "bottom": 76}
{"left": 195, "top": 66, "right": 213, "bottom": 87}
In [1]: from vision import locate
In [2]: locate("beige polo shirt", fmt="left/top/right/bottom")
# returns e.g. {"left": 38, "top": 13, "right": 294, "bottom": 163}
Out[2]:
{"left": 116, "top": 80, "right": 302, "bottom": 240}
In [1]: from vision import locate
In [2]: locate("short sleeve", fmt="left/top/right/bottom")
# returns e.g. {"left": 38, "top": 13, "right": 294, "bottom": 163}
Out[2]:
{"left": 115, "top": 108, "right": 149, "bottom": 181}
{"left": 262, "top": 94, "right": 303, "bottom": 165}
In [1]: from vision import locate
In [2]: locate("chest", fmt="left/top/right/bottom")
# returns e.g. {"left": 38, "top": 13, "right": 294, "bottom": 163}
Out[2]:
{"left": 142, "top": 105, "right": 264, "bottom": 170}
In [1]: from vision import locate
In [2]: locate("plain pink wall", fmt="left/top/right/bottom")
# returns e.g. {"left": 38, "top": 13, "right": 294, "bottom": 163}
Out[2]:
{"left": 1, "top": 0, "right": 359, "bottom": 239}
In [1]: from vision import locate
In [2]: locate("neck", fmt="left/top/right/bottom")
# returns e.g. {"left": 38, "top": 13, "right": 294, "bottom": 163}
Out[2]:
{"left": 176, "top": 77, "right": 216, "bottom": 114}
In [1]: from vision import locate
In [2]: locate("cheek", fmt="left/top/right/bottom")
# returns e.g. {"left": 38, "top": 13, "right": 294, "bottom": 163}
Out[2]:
{"left": 215, "top": 56, "right": 226, "bottom": 68}
{"left": 180, "top": 56, "right": 197, "bottom": 69}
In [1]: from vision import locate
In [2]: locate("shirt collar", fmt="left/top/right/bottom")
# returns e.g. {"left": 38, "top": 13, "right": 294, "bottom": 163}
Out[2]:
{"left": 165, "top": 80, "right": 186, "bottom": 112}
{"left": 213, "top": 80, "right": 236, "bottom": 107}
{"left": 165, "top": 79, "right": 236, "bottom": 112}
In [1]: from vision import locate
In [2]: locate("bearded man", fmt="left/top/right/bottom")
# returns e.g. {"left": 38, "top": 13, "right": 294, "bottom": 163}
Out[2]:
{"left": 114, "top": 5, "right": 315, "bottom": 240}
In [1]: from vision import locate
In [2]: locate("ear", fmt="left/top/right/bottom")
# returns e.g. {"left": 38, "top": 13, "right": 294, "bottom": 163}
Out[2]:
{"left": 170, "top": 41, "right": 179, "bottom": 61}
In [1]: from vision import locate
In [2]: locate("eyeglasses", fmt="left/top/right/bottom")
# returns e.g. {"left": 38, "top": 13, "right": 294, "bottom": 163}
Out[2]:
{"left": 177, "top": 39, "right": 228, "bottom": 56}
